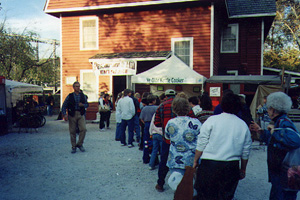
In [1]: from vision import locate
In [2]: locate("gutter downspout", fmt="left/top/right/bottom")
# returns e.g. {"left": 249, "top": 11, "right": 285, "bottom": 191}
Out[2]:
{"left": 261, "top": 19, "right": 265, "bottom": 75}
{"left": 210, "top": 2, "right": 214, "bottom": 78}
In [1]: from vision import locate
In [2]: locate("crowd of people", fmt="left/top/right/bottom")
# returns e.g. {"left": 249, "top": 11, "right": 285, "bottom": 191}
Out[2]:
{"left": 61, "top": 81, "right": 300, "bottom": 200}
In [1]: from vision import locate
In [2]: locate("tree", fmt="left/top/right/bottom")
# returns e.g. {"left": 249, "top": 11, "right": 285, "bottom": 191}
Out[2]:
{"left": 0, "top": 22, "right": 59, "bottom": 85}
{"left": 264, "top": 0, "right": 300, "bottom": 72}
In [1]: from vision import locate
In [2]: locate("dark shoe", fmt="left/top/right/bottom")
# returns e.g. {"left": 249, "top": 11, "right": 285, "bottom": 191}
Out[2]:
{"left": 128, "top": 144, "right": 134, "bottom": 148}
{"left": 71, "top": 147, "right": 76, "bottom": 154}
{"left": 115, "top": 138, "right": 120, "bottom": 141}
{"left": 121, "top": 143, "right": 127, "bottom": 146}
{"left": 77, "top": 145, "right": 85, "bottom": 152}
{"left": 155, "top": 184, "right": 164, "bottom": 192}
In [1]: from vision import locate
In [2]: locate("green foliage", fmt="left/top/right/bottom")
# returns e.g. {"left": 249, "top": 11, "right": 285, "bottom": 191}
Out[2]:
{"left": 0, "top": 22, "right": 60, "bottom": 86}
{"left": 264, "top": 0, "right": 300, "bottom": 72}
{"left": 264, "top": 48, "right": 300, "bottom": 72}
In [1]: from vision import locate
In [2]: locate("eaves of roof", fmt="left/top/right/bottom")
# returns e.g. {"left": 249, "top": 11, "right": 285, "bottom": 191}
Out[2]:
{"left": 206, "top": 75, "right": 281, "bottom": 85}
{"left": 89, "top": 51, "right": 172, "bottom": 61}
{"left": 45, "top": 0, "right": 203, "bottom": 15}
{"left": 226, "top": 0, "right": 276, "bottom": 18}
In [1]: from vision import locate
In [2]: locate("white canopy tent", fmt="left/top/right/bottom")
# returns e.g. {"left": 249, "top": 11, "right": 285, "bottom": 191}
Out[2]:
{"left": 132, "top": 55, "right": 206, "bottom": 84}
{"left": 5, "top": 80, "right": 43, "bottom": 107}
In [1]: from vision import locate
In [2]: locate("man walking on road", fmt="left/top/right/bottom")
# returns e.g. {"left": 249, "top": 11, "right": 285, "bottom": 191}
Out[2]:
{"left": 61, "top": 81, "right": 89, "bottom": 153}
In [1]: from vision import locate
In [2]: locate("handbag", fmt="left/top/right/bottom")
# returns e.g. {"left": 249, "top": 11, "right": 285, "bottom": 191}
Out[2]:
{"left": 281, "top": 147, "right": 300, "bottom": 191}
{"left": 174, "top": 166, "right": 195, "bottom": 200}
{"left": 99, "top": 104, "right": 110, "bottom": 112}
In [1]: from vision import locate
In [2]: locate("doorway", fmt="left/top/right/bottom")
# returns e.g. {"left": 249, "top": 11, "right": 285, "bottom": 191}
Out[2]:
{"left": 113, "top": 76, "right": 126, "bottom": 103}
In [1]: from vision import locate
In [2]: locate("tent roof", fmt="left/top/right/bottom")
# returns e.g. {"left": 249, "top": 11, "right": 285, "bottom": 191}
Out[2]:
{"left": 5, "top": 80, "right": 43, "bottom": 93}
{"left": 132, "top": 55, "right": 206, "bottom": 84}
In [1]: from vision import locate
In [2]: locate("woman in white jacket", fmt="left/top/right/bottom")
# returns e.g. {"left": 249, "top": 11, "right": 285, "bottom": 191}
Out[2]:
{"left": 193, "top": 93, "right": 252, "bottom": 200}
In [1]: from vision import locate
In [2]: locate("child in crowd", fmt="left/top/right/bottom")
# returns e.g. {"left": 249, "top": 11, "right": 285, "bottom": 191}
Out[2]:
{"left": 139, "top": 94, "right": 158, "bottom": 164}
{"left": 149, "top": 113, "right": 163, "bottom": 170}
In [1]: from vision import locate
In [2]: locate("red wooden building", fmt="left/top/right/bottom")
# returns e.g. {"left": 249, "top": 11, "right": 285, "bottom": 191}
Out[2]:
{"left": 44, "top": 0, "right": 277, "bottom": 119}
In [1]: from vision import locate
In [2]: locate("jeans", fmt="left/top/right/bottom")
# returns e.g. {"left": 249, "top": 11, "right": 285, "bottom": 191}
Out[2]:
{"left": 149, "top": 134, "right": 163, "bottom": 168}
{"left": 47, "top": 105, "right": 53, "bottom": 116}
{"left": 120, "top": 117, "right": 134, "bottom": 145}
{"left": 157, "top": 141, "right": 170, "bottom": 187}
{"left": 115, "top": 123, "right": 121, "bottom": 140}
{"left": 269, "top": 172, "right": 298, "bottom": 200}
{"left": 143, "top": 122, "right": 151, "bottom": 163}
{"left": 133, "top": 114, "right": 141, "bottom": 142}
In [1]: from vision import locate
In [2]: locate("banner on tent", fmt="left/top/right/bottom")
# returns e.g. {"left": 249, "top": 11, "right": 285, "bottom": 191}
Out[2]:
{"left": 135, "top": 76, "right": 203, "bottom": 84}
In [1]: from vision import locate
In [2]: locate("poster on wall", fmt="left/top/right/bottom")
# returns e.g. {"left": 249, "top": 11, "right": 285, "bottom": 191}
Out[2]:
{"left": 210, "top": 87, "right": 221, "bottom": 97}
{"left": 91, "top": 59, "right": 136, "bottom": 76}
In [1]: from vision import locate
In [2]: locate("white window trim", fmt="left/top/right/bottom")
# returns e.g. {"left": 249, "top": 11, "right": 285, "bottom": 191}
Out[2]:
{"left": 171, "top": 37, "right": 194, "bottom": 69}
{"left": 80, "top": 17, "right": 99, "bottom": 50}
{"left": 220, "top": 23, "right": 239, "bottom": 53}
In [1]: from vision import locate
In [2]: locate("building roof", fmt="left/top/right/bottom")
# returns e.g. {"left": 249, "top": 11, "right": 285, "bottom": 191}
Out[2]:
{"left": 226, "top": 0, "right": 276, "bottom": 18}
{"left": 206, "top": 75, "right": 281, "bottom": 84}
{"left": 89, "top": 51, "right": 171, "bottom": 60}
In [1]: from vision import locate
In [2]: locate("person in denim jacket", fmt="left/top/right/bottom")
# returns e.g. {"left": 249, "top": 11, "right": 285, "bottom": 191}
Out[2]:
{"left": 251, "top": 92, "right": 300, "bottom": 200}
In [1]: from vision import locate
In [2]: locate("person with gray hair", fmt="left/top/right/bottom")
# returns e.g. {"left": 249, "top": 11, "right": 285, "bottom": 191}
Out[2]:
{"left": 251, "top": 92, "right": 300, "bottom": 200}
{"left": 165, "top": 97, "right": 201, "bottom": 191}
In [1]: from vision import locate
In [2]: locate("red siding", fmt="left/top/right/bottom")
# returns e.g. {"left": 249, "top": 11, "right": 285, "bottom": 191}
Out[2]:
{"left": 219, "top": 18, "right": 262, "bottom": 75}
{"left": 60, "top": 6, "right": 212, "bottom": 100}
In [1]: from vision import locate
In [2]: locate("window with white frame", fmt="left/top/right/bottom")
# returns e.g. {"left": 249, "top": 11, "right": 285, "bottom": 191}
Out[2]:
{"left": 171, "top": 37, "right": 193, "bottom": 68}
{"left": 80, "top": 17, "right": 99, "bottom": 50}
{"left": 221, "top": 24, "right": 239, "bottom": 53}
{"left": 81, "top": 70, "right": 98, "bottom": 102}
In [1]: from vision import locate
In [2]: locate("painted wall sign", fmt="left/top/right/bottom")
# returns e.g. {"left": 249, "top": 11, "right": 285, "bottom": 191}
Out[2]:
{"left": 92, "top": 60, "right": 136, "bottom": 76}
{"left": 210, "top": 87, "right": 221, "bottom": 97}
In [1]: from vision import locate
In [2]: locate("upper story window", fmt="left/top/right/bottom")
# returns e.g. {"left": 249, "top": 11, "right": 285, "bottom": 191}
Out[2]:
{"left": 171, "top": 37, "right": 193, "bottom": 68}
{"left": 221, "top": 23, "right": 239, "bottom": 53}
{"left": 80, "top": 17, "right": 99, "bottom": 50}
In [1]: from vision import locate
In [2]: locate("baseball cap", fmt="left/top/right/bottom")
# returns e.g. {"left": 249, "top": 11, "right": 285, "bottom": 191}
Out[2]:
{"left": 165, "top": 89, "right": 176, "bottom": 96}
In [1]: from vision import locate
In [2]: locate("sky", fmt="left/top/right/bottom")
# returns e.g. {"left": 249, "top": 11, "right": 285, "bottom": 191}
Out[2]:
{"left": 0, "top": 0, "right": 60, "bottom": 57}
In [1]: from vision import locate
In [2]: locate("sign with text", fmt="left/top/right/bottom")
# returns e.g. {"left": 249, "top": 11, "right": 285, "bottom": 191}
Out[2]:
{"left": 210, "top": 87, "right": 221, "bottom": 97}
{"left": 92, "top": 60, "right": 136, "bottom": 76}
{"left": 143, "top": 77, "right": 203, "bottom": 84}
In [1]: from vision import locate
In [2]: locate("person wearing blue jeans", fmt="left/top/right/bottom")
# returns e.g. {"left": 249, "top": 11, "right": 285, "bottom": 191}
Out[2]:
{"left": 149, "top": 133, "right": 163, "bottom": 169}
{"left": 143, "top": 121, "right": 152, "bottom": 163}
{"left": 117, "top": 89, "right": 136, "bottom": 147}
{"left": 120, "top": 117, "right": 134, "bottom": 146}
{"left": 157, "top": 141, "right": 170, "bottom": 187}
{"left": 133, "top": 114, "right": 141, "bottom": 142}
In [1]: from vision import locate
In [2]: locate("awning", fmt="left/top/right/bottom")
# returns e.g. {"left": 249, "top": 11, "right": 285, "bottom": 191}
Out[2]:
{"left": 5, "top": 80, "right": 43, "bottom": 93}
{"left": 5, "top": 80, "right": 43, "bottom": 107}
{"left": 206, "top": 75, "right": 281, "bottom": 85}
{"left": 132, "top": 55, "right": 206, "bottom": 84}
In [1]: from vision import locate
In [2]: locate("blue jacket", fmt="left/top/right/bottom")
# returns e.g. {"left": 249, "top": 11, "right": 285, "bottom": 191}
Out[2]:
{"left": 261, "top": 114, "right": 300, "bottom": 176}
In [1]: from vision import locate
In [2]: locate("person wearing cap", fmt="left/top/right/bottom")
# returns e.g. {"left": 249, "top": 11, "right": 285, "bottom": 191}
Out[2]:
{"left": 250, "top": 92, "right": 300, "bottom": 200}
{"left": 154, "top": 89, "right": 176, "bottom": 192}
